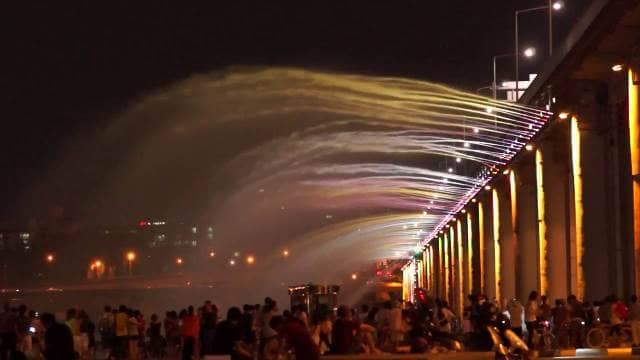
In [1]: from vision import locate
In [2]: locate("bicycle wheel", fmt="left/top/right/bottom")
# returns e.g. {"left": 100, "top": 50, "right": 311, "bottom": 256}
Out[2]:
{"left": 586, "top": 328, "right": 605, "bottom": 348}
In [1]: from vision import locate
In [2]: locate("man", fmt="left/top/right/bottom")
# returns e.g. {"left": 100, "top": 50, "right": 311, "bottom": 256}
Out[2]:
{"left": 211, "top": 307, "right": 245, "bottom": 358}
{"left": 41, "top": 313, "right": 75, "bottom": 360}
{"left": 629, "top": 295, "right": 640, "bottom": 347}
{"left": 181, "top": 306, "right": 199, "bottom": 360}
{"left": 332, "top": 305, "right": 359, "bottom": 354}
{"left": 200, "top": 301, "right": 217, "bottom": 356}
{"left": 113, "top": 305, "right": 129, "bottom": 359}
{"left": 507, "top": 299, "right": 524, "bottom": 337}
{"left": 97, "top": 306, "right": 114, "bottom": 354}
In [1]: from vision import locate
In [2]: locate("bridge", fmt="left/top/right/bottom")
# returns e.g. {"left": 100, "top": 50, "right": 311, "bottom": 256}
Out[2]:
{"left": 403, "top": 0, "right": 640, "bottom": 315}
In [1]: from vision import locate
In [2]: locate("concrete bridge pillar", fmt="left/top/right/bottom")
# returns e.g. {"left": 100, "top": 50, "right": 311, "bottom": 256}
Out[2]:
{"left": 497, "top": 174, "right": 516, "bottom": 303}
{"left": 539, "top": 134, "right": 570, "bottom": 302}
{"left": 514, "top": 156, "right": 539, "bottom": 301}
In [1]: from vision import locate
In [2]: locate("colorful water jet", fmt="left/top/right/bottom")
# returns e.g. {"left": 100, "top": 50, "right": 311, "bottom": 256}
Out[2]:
{"left": 25, "top": 67, "right": 551, "bottom": 288}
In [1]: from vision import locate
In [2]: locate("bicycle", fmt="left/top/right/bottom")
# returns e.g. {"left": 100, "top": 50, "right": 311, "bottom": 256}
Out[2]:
{"left": 586, "top": 322, "right": 632, "bottom": 348}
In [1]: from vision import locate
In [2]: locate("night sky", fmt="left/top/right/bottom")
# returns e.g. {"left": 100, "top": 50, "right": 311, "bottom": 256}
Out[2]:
{"left": 2, "top": 1, "right": 590, "bottom": 223}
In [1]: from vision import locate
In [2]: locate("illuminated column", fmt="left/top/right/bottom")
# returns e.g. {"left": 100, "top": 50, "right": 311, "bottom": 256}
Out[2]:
{"left": 457, "top": 219, "right": 465, "bottom": 314}
{"left": 449, "top": 226, "right": 456, "bottom": 307}
{"left": 439, "top": 235, "right": 445, "bottom": 298}
{"left": 515, "top": 159, "right": 539, "bottom": 301}
{"left": 535, "top": 149, "right": 549, "bottom": 295}
{"left": 444, "top": 233, "right": 450, "bottom": 301}
{"left": 498, "top": 176, "right": 516, "bottom": 302}
{"left": 540, "top": 139, "right": 570, "bottom": 301}
{"left": 492, "top": 189, "right": 501, "bottom": 305}
{"left": 466, "top": 211, "right": 474, "bottom": 295}
{"left": 629, "top": 69, "right": 640, "bottom": 295}
{"left": 574, "top": 80, "right": 614, "bottom": 300}
{"left": 478, "top": 201, "right": 485, "bottom": 292}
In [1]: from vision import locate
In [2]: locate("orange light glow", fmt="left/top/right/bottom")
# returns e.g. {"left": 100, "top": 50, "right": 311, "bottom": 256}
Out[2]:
{"left": 45, "top": 254, "right": 54, "bottom": 263}
{"left": 535, "top": 149, "right": 548, "bottom": 295}
{"left": 126, "top": 251, "right": 136, "bottom": 262}
{"left": 629, "top": 69, "right": 640, "bottom": 295}
{"left": 176, "top": 257, "right": 183, "bottom": 265}
{"left": 246, "top": 255, "right": 255, "bottom": 264}
{"left": 492, "top": 189, "right": 501, "bottom": 303}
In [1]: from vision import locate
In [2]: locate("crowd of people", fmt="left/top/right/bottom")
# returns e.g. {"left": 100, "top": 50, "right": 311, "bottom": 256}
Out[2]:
{"left": 0, "top": 290, "right": 639, "bottom": 359}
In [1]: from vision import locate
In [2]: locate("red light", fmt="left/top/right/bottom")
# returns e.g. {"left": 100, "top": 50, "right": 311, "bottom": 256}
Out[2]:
{"left": 376, "top": 270, "right": 383, "bottom": 277}
{"left": 138, "top": 220, "right": 147, "bottom": 227}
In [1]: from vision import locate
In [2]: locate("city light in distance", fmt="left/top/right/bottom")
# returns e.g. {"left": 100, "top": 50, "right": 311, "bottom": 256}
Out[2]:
{"left": 209, "top": 251, "right": 215, "bottom": 258}
{"left": 552, "top": 1, "right": 564, "bottom": 10}
{"left": 176, "top": 257, "right": 183, "bottom": 265}
{"left": 523, "top": 47, "right": 536, "bottom": 58}
{"left": 611, "top": 64, "right": 624, "bottom": 72}
{"left": 126, "top": 251, "right": 136, "bottom": 262}
{"left": 229, "top": 259, "right": 236, "bottom": 266}
{"left": 246, "top": 255, "right": 255, "bottom": 264}
{"left": 45, "top": 254, "right": 54, "bottom": 263}
{"left": 282, "top": 249, "right": 289, "bottom": 257}
{"left": 351, "top": 273, "right": 358, "bottom": 280}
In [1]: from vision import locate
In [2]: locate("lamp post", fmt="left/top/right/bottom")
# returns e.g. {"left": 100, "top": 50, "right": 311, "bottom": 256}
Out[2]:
{"left": 514, "top": 1, "right": 563, "bottom": 101}
{"left": 126, "top": 251, "right": 136, "bottom": 276}
{"left": 493, "top": 54, "right": 512, "bottom": 99}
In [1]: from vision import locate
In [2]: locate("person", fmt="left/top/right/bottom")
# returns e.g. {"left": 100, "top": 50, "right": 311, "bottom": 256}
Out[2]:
{"left": 610, "top": 296, "right": 627, "bottom": 337}
{"left": 200, "top": 302, "right": 217, "bottom": 356}
{"left": 261, "top": 315, "right": 283, "bottom": 360}
{"left": 41, "top": 312, "right": 76, "bottom": 360}
{"left": 148, "top": 314, "right": 164, "bottom": 358}
{"left": 630, "top": 295, "right": 640, "bottom": 347}
{"left": 211, "top": 307, "right": 245, "bottom": 358}
{"left": 507, "top": 299, "right": 524, "bottom": 337}
{"left": 309, "top": 313, "right": 332, "bottom": 355}
{"left": 97, "top": 306, "right": 114, "bottom": 354}
{"left": 332, "top": 305, "right": 358, "bottom": 354}
{"left": 0, "top": 303, "right": 17, "bottom": 360}
{"left": 552, "top": 299, "right": 569, "bottom": 348}
{"left": 127, "top": 309, "right": 140, "bottom": 359}
{"left": 272, "top": 315, "right": 320, "bottom": 360}
{"left": 15, "top": 305, "right": 31, "bottom": 355}
{"left": 114, "top": 306, "right": 129, "bottom": 359}
{"left": 436, "top": 301, "right": 456, "bottom": 333}
{"left": 525, "top": 291, "right": 539, "bottom": 346}
{"left": 78, "top": 310, "right": 95, "bottom": 357}
{"left": 293, "top": 304, "right": 310, "bottom": 329}
{"left": 539, "top": 296, "right": 552, "bottom": 322}
{"left": 181, "top": 305, "right": 199, "bottom": 360}
{"left": 359, "top": 305, "right": 369, "bottom": 323}
{"left": 164, "top": 311, "right": 180, "bottom": 356}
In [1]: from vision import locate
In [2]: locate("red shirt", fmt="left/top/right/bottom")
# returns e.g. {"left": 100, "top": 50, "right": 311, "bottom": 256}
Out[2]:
{"left": 181, "top": 314, "right": 199, "bottom": 338}
{"left": 282, "top": 320, "right": 320, "bottom": 360}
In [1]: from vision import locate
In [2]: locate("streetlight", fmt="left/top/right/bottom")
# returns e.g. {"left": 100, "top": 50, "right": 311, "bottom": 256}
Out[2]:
{"left": 176, "top": 257, "right": 183, "bottom": 265}
{"left": 492, "top": 53, "right": 512, "bottom": 99}
{"left": 246, "top": 255, "right": 255, "bottom": 265}
{"left": 351, "top": 273, "right": 358, "bottom": 280}
{"left": 282, "top": 249, "right": 289, "bottom": 257}
{"left": 125, "top": 251, "right": 136, "bottom": 276}
{"left": 45, "top": 253, "right": 54, "bottom": 263}
{"left": 515, "top": 1, "right": 564, "bottom": 100}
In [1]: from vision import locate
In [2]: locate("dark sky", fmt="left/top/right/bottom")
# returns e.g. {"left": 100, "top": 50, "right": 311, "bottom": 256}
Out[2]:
{"left": 2, "top": 1, "right": 590, "bottom": 222}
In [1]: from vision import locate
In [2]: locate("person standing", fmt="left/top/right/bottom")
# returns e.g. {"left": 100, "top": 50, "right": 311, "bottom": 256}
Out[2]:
{"left": 0, "top": 303, "right": 17, "bottom": 360}
{"left": 630, "top": 295, "right": 640, "bottom": 347}
{"left": 507, "top": 299, "right": 524, "bottom": 337}
{"left": 114, "top": 305, "right": 129, "bottom": 359}
{"left": 97, "top": 306, "right": 114, "bottom": 354}
{"left": 181, "top": 306, "right": 199, "bottom": 360}
{"left": 525, "top": 291, "right": 539, "bottom": 347}
{"left": 40, "top": 313, "right": 75, "bottom": 360}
